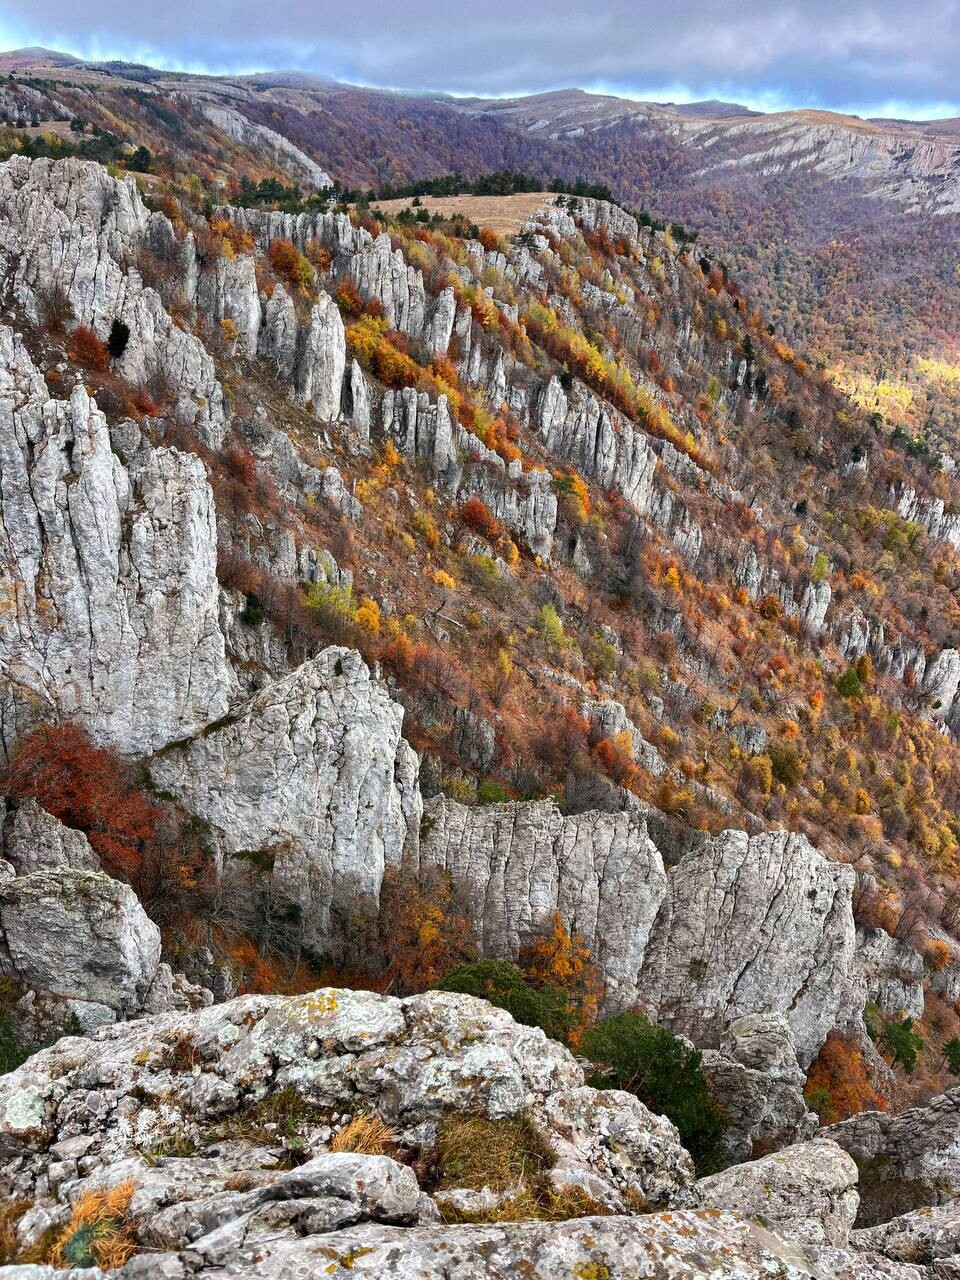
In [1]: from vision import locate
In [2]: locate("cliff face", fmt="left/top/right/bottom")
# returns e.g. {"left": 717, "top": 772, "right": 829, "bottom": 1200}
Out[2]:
{"left": 0, "top": 154, "right": 950, "bottom": 1052}
{"left": 151, "top": 647, "right": 421, "bottom": 959}
{"left": 0, "top": 156, "right": 227, "bottom": 444}
{"left": 0, "top": 326, "right": 234, "bottom": 757}
{"left": 418, "top": 797, "right": 864, "bottom": 1067}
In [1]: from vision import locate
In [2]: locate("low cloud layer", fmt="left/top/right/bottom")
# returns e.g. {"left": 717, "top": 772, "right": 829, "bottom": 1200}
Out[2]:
{"left": 2, "top": 0, "right": 957, "bottom": 117}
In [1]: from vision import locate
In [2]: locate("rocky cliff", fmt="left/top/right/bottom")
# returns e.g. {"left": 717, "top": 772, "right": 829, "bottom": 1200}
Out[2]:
{"left": 1, "top": 149, "right": 959, "bottom": 1277}
{"left": 0, "top": 327, "right": 234, "bottom": 757}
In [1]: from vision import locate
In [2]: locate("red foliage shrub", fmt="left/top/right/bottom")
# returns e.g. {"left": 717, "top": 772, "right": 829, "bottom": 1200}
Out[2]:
{"left": 2, "top": 722, "right": 158, "bottom": 890}
{"left": 335, "top": 277, "right": 364, "bottom": 317}
{"left": 460, "top": 496, "right": 503, "bottom": 541}
{"left": 67, "top": 325, "right": 109, "bottom": 372}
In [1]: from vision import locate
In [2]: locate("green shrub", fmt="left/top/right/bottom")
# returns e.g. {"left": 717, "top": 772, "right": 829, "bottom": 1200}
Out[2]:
{"left": 435, "top": 960, "right": 576, "bottom": 1043}
{"left": 836, "top": 666, "right": 863, "bottom": 698}
{"left": 476, "top": 779, "right": 508, "bottom": 805}
{"left": 581, "top": 1011, "right": 728, "bottom": 1174}
{"left": 0, "top": 1010, "right": 82, "bottom": 1075}
{"left": 0, "top": 1013, "right": 34, "bottom": 1075}
{"left": 876, "top": 1016, "right": 924, "bottom": 1073}
{"left": 769, "top": 743, "right": 804, "bottom": 788}
{"left": 537, "top": 603, "right": 567, "bottom": 650}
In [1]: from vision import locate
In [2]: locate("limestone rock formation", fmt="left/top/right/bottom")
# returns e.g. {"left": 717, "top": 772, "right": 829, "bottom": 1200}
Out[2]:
{"left": 416, "top": 795, "right": 668, "bottom": 1009}
{"left": 1, "top": 798, "right": 100, "bottom": 875}
{"left": 857, "top": 927, "right": 925, "bottom": 1020}
{"left": 0, "top": 328, "right": 235, "bottom": 755}
{"left": 853, "top": 1200, "right": 960, "bottom": 1269}
{"left": 699, "top": 1014, "right": 818, "bottom": 1163}
{"left": 350, "top": 232, "right": 427, "bottom": 335}
{"left": 536, "top": 375, "right": 659, "bottom": 511}
{"left": 151, "top": 648, "right": 421, "bottom": 958}
{"left": 418, "top": 797, "right": 866, "bottom": 1071}
{"left": 696, "top": 1137, "right": 861, "bottom": 1246}
{"left": 258, "top": 280, "right": 298, "bottom": 378}
{"left": 381, "top": 386, "right": 459, "bottom": 481}
{"left": 191, "top": 100, "right": 333, "bottom": 189}
{"left": 637, "top": 827, "right": 864, "bottom": 1067}
{"left": 196, "top": 252, "right": 262, "bottom": 359}
{"left": 828, "top": 1087, "right": 960, "bottom": 1216}
{"left": 295, "top": 292, "right": 346, "bottom": 422}
{"left": 0, "top": 155, "right": 227, "bottom": 445}
{"left": 0, "top": 867, "right": 160, "bottom": 1018}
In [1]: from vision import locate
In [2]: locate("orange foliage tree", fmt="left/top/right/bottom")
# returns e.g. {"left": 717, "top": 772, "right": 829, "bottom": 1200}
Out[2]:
{"left": 804, "top": 1031, "right": 887, "bottom": 1123}
{"left": 2, "top": 722, "right": 159, "bottom": 894}
{"left": 520, "top": 912, "right": 603, "bottom": 1045}
{"left": 375, "top": 866, "right": 476, "bottom": 994}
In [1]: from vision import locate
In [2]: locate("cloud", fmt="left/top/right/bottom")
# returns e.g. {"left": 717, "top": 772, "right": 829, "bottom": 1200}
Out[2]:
{"left": 2, "top": 0, "right": 959, "bottom": 117}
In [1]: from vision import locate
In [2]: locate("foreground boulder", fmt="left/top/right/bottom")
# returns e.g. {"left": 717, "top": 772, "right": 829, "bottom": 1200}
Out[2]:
{"left": 695, "top": 1137, "right": 860, "bottom": 1246}
{"left": 5, "top": 1210, "right": 923, "bottom": 1279}
{"left": 0, "top": 989, "right": 695, "bottom": 1214}
{"left": 0, "top": 986, "right": 936, "bottom": 1279}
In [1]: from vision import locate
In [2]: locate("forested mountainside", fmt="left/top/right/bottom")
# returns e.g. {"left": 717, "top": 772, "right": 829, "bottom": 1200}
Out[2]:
{"left": 4, "top": 54, "right": 957, "bottom": 452}
{"left": 1, "top": 129, "right": 960, "bottom": 1275}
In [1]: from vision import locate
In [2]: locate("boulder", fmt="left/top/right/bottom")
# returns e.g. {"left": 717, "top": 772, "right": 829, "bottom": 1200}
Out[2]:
{"left": 2, "top": 800, "right": 100, "bottom": 875}
{"left": 696, "top": 1137, "right": 860, "bottom": 1246}
{"left": 539, "top": 1085, "right": 696, "bottom": 1210}
{"left": 699, "top": 1014, "right": 818, "bottom": 1163}
{"left": 0, "top": 987, "right": 693, "bottom": 1219}
{"left": 186, "top": 1209, "right": 925, "bottom": 1278}
{"left": 0, "top": 868, "right": 160, "bottom": 1014}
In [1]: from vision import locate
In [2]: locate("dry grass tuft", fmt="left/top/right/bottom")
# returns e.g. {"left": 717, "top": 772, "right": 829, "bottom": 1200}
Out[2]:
{"left": 435, "top": 1112, "right": 556, "bottom": 1195}
{"left": 432, "top": 1113, "right": 652, "bottom": 1225}
{"left": 47, "top": 1179, "right": 137, "bottom": 1271}
{"left": 0, "top": 1201, "right": 30, "bottom": 1264}
{"left": 330, "top": 1113, "right": 397, "bottom": 1156}
{"left": 440, "top": 1183, "right": 620, "bottom": 1225}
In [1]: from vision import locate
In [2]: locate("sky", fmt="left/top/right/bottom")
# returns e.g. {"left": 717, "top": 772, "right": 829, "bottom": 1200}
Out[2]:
{"left": 1, "top": 0, "right": 958, "bottom": 119}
